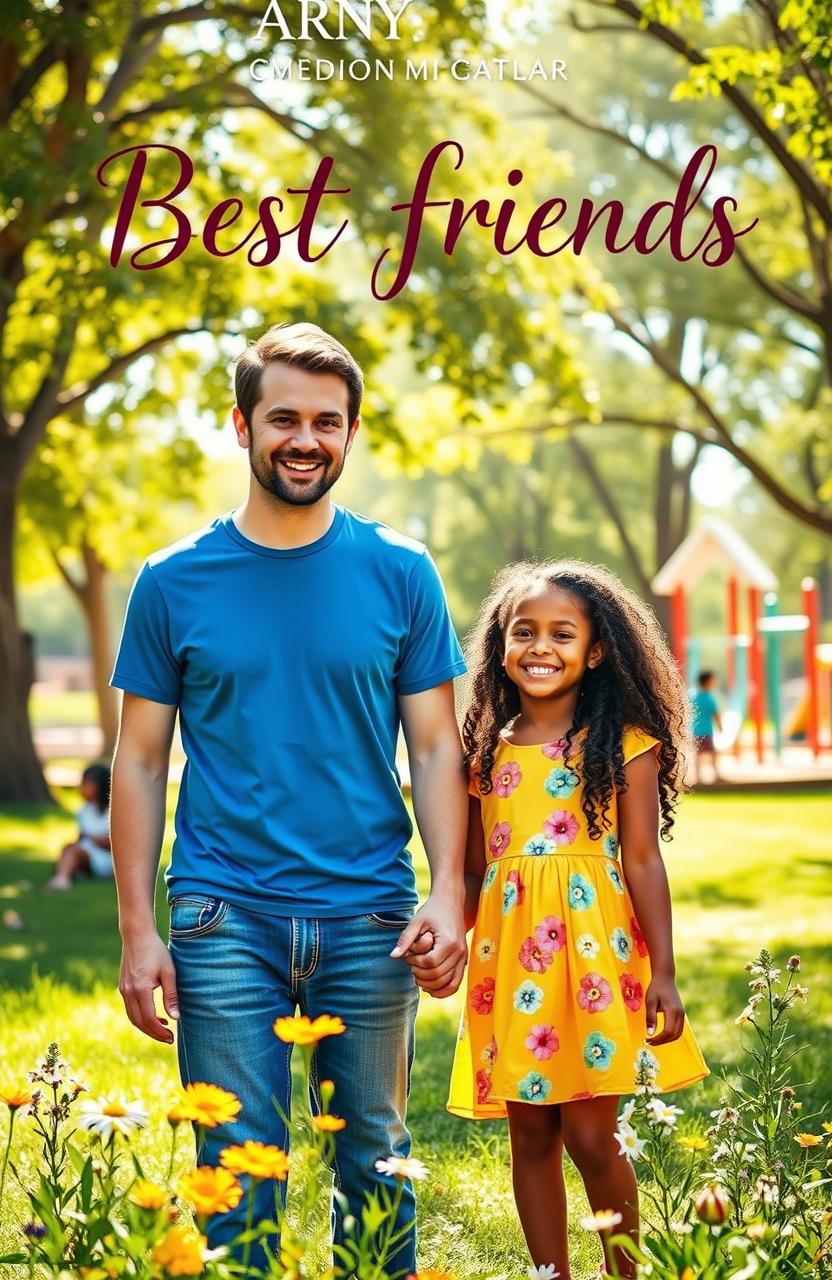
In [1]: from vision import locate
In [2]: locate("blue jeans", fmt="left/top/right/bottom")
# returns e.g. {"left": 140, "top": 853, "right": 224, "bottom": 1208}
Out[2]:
{"left": 169, "top": 898, "right": 419, "bottom": 1274}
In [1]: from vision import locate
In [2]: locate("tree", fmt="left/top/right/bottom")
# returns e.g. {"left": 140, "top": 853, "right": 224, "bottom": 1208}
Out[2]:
{"left": 512, "top": 0, "right": 832, "bottom": 539}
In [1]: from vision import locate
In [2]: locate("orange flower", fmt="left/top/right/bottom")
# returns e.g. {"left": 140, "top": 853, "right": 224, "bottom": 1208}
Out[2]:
{"left": 167, "top": 1103, "right": 191, "bottom": 1126}
{"left": 177, "top": 1083, "right": 241, "bottom": 1129}
{"left": 0, "top": 1086, "right": 33, "bottom": 1111}
{"left": 178, "top": 1166, "right": 243, "bottom": 1216}
{"left": 312, "top": 1114, "right": 347, "bottom": 1133}
{"left": 795, "top": 1132, "right": 822, "bottom": 1147}
{"left": 219, "top": 1141, "right": 289, "bottom": 1180}
{"left": 408, "top": 1272, "right": 458, "bottom": 1279}
{"left": 151, "top": 1225, "right": 207, "bottom": 1276}
{"left": 130, "top": 1178, "right": 168, "bottom": 1210}
{"left": 273, "top": 1014, "right": 346, "bottom": 1046}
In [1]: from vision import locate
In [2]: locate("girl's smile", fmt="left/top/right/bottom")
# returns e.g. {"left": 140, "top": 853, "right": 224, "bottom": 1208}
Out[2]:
{"left": 503, "top": 587, "right": 602, "bottom": 703}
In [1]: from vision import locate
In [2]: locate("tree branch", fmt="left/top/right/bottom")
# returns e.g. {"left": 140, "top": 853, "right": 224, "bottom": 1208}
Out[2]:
{"left": 56, "top": 325, "right": 213, "bottom": 415}
{"left": 586, "top": 0, "right": 832, "bottom": 231}
{"left": 135, "top": 3, "right": 264, "bottom": 38}
{"left": 516, "top": 84, "right": 823, "bottom": 323}
{"left": 48, "top": 544, "right": 85, "bottom": 602}
{"left": 566, "top": 434, "right": 653, "bottom": 595}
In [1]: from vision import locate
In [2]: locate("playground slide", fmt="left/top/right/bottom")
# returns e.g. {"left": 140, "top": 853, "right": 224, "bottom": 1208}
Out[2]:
{"left": 786, "top": 685, "right": 809, "bottom": 739}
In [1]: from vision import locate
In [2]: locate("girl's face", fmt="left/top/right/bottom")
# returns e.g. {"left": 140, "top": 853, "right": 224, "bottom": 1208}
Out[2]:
{"left": 502, "top": 585, "right": 604, "bottom": 701}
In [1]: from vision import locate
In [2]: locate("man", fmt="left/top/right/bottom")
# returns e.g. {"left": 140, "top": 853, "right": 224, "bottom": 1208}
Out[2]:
{"left": 110, "top": 323, "right": 468, "bottom": 1270}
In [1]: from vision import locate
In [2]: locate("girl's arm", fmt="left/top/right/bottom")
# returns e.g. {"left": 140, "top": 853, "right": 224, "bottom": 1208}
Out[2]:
{"left": 619, "top": 749, "right": 685, "bottom": 1046}
{"left": 464, "top": 795, "right": 486, "bottom": 932}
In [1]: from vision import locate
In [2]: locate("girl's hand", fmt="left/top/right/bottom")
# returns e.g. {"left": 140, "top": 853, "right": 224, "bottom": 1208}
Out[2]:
{"left": 645, "top": 974, "right": 685, "bottom": 1044}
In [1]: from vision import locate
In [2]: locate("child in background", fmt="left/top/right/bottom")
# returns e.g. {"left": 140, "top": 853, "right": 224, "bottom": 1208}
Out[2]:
{"left": 691, "top": 670, "right": 722, "bottom": 785}
{"left": 431, "top": 560, "right": 707, "bottom": 1279}
{"left": 45, "top": 762, "right": 112, "bottom": 890}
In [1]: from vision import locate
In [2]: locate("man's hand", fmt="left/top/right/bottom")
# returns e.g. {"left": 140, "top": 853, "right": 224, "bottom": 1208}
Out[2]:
{"left": 119, "top": 929, "right": 180, "bottom": 1044}
{"left": 645, "top": 974, "right": 685, "bottom": 1045}
{"left": 391, "top": 897, "right": 467, "bottom": 998}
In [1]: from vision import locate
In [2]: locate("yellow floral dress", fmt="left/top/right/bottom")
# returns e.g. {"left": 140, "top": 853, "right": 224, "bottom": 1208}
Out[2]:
{"left": 447, "top": 726, "right": 708, "bottom": 1118}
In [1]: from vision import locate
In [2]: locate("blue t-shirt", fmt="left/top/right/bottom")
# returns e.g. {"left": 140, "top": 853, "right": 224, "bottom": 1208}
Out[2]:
{"left": 110, "top": 508, "right": 466, "bottom": 917}
{"left": 691, "top": 688, "right": 719, "bottom": 737}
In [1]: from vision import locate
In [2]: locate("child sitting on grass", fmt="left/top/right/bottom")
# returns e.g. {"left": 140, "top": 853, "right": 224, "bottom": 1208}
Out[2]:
{"left": 45, "top": 762, "right": 112, "bottom": 890}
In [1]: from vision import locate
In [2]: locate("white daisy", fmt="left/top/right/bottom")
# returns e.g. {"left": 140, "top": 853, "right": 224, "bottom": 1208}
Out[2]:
{"left": 647, "top": 1099, "right": 684, "bottom": 1129}
{"left": 527, "top": 1266, "right": 559, "bottom": 1279}
{"left": 618, "top": 1098, "right": 636, "bottom": 1127}
{"left": 614, "top": 1128, "right": 647, "bottom": 1161}
{"left": 580, "top": 1209, "right": 623, "bottom": 1232}
{"left": 374, "top": 1155, "right": 428, "bottom": 1181}
{"left": 77, "top": 1097, "right": 148, "bottom": 1138}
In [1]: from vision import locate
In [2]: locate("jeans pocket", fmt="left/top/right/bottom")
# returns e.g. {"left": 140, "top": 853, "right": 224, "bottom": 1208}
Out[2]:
{"left": 169, "top": 896, "right": 229, "bottom": 939}
{"left": 364, "top": 910, "right": 415, "bottom": 929}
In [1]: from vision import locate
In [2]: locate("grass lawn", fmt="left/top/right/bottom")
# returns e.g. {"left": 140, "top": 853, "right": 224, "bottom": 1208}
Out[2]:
{"left": 1, "top": 788, "right": 830, "bottom": 1278}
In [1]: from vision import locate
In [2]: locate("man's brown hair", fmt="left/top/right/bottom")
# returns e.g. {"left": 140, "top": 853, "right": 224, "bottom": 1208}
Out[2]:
{"left": 235, "top": 323, "right": 364, "bottom": 427}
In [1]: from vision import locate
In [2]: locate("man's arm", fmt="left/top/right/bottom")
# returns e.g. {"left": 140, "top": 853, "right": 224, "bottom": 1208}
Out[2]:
{"left": 391, "top": 681, "right": 468, "bottom": 998}
{"left": 111, "top": 692, "right": 179, "bottom": 1044}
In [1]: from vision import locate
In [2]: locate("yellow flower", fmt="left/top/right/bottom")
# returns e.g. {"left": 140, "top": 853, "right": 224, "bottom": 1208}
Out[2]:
{"left": 167, "top": 1103, "right": 190, "bottom": 1126}
{"left": 822, "top": 1122, "right": 832, "bottom": 1135}
{"left": 130, "top": 1178, "right": 168, "bottom": 1210}
{"left": 152, "top": 1225, "right": 208, "bottom": 1276}
{"left": 409, "top": 1273, "right": 459, "bottom": 1279}
{"left": 0, "top": 1086, "right": 33, "bottom": 1112}
{"left": 679, "top": 1135, "right": 709, "bottom": 1152}
{"left": 679, "top": 1269, "right": 696, "bottom": 1280}
{"left": 312, "top": 1114, "right": 347, "bottom": 1133}
{"left": 178, "top": 1166, "right": 243, "bottom": 1216}
{"left": 273, "top": 1014, "right": 346, "bottom": 1046}
{"left": 795, "top": 1133, "right": 822, "bottom": 1147}
{"left": 219, "top": 1141, "right": 290, "bottom": 1180}
{"left": 178, "top": 1083, "right": 241, "bottom": 1129}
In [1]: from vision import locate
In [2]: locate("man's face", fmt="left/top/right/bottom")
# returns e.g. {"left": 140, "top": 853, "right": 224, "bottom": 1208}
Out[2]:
{"left": 236, "top": 362, "right": 359, "bottom": 506}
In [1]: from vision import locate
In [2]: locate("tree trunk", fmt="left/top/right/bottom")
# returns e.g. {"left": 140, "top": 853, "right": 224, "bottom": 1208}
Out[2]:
{"left": 80, "top": 541, "right": 118, "bottom": 759}
{"left": 0, "top": 463, "right": 52, "bottom": 803}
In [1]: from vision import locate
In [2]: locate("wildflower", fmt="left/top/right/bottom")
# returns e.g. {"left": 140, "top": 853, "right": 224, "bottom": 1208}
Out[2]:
{"left": 77, "top": 1097, "right": 148, "bottom": 1138}
{"left": 749, "top": 978, "right": 767, "bottom": 992}
{"left": 694, "top": 1184, "right": 730, "bottom": 1224}
{"left": 781, "top": 1087, "right": 795, "bottom": 1099}
{"left": 790, "top": 1101, "right": 803, "bottom": 1113}
{"left": 178, "top": 1083, "right": 241, "bottom": 1128}
{"left": 647, "top": 1099, "right": 683, "bottom": 1129}
{"left": 27, "top": 1045, "right": 70, "bottom": 1087}
{"left": 410, "top": 1272, "right": 460, "bottom": 1280}
{"left": 151, "top": 1225, "right": 208, "bottom": 1276}
{"left": 678, "top": 1135, "right": 708, "bottom": 1152}
{"left": 375, "top": 1155, "right": 428, "bottom": 1181}
{"left": 670, "top": 1221, "right": 693, "bottom": 1235}
{"left": 527, "top": 1266, "right": 559, "bottom": 1279}
{"left": 21, "top": 1221, "right": 47, "bottom": 1239}
{"left": 167, "top": 1103, "right": 190, "bottom": 1126}
{"left": 220, "top": 1140, "right": 290, "bottom": 1179}
{"left": 580, "top": 1209, "right": 623, "bottom": 1231}
{"left": 788, "top": 955, "right": 801, "bottom": 971}
{"left": 179, "top": 1166, "right": 243, "bottom": 1216}
{"left": 273, "top": 1014, "right": 346, "bottom": 1045}
{"left": 130, "top": 1179, "right": 168, "bottom": 1210}
{"left": 795, "top": 1133, "right": 822, "bottom": 1147}
{"left": 614, "top": 1128, "right": 647, "bottom": 1161}
{"left": 794, "top": 985, "right": 809, "bottom": 1002}
{"left": 618, "top": 1099, "right": 636, "bottom": 1127}
{"left": 311, "top": 1114, "right": 347, "bottom": 1133}
{"left": 753, "top": 1175, "right": 779, "bottom": 1205}
{"left": 735, "top": 1006, "right": 755, "bottom": 1026}
{"left": 0, "top": 1086, "right": 33, "bottom": 1112}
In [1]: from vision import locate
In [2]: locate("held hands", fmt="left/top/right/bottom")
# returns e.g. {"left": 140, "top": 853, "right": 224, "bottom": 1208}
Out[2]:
{"left": 645, "top": 973, "right": 685, "bottom": 1045}
{"left": 119, "top": 930, "right": 180, "bottom": 1044}
{"left": 391, "top": 897, "right": 467, "bottom": 998}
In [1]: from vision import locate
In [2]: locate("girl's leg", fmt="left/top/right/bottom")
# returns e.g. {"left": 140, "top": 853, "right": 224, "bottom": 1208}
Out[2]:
{"left": 506, "top": 1100, "right": 570, "bottom": 1278}
{"left": 561, "top": 1096, "right": 638, "bottom": 1278}
{"left": 45, "top": 843, "right": 90, "bottom": 889}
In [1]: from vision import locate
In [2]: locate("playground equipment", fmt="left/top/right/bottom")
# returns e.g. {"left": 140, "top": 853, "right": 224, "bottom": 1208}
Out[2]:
{"left": 651, "top": 518, "right": 830, "bottom": 762}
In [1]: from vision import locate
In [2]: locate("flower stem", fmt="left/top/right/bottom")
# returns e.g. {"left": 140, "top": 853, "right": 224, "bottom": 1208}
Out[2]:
{"left": 0, "top": 1110, "right": 16, "bottom": 1209}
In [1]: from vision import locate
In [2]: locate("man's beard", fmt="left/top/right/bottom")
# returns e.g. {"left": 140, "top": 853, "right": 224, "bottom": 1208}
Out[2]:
{"left": 249, "top": 446, "right": 345, "bottom": 506}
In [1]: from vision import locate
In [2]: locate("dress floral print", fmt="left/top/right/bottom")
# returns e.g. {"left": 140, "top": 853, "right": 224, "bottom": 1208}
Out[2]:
{"left": 447, "top": 726, "right": 709, "bottom": 1119}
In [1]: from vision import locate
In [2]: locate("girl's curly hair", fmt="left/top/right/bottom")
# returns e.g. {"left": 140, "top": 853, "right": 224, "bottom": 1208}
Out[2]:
{"left": 461, "top": 560, "right": 690, "bottom": 840}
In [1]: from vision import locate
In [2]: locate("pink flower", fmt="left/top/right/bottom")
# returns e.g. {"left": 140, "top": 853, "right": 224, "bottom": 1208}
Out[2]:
{"left": 541, "top": 739, "right": 567, "bottom": 760}
{"left": 506, "top": 869, "right": 526, "bottom": 906}
{"left": 630, "top": 916, "right": 649, "bottom": 958}
{"left": 620, "top": 973, "right": 643, "bottom": 1011}
{"left": 534, "top": 915, "right": 566, "bottom": 954}
{"left": 542, "top": 810, "right": 579, "bottom": 846}
{"left": 525, "top": 1024, "right": 560, "bottom": 1061}
{"left": 488, "top": 822, "right": 512, "bottom": 858}
{"left": 475, "top": 1069, "right": 492, "bottom": 1103}
{"left": 492, "top": 760, "right": 522, "bottom": 797}
{"left": 470, "top": 977, "right": 496, "bottom": 1014}
{"left": 577, "top": 972, "right": 614, "bottom": 1014}
{"left": 519, "top": 937, "right": 554, "bottom": 974}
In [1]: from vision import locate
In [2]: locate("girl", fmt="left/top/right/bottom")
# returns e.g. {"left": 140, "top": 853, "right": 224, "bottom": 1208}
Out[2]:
{"left": 45, "top": 762, "right": 112, "bottom": 890}
{"left": 444, "top": 560, "right": 708, "bottom": 1277}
